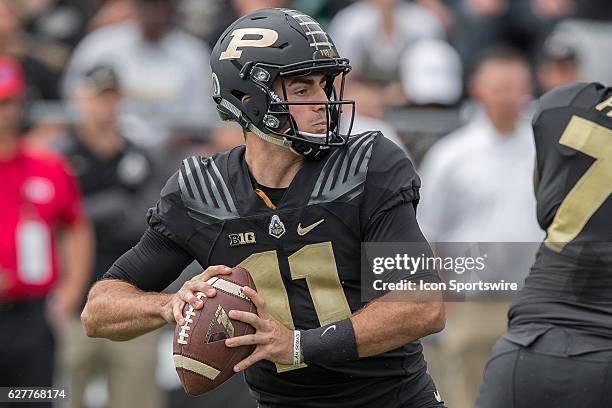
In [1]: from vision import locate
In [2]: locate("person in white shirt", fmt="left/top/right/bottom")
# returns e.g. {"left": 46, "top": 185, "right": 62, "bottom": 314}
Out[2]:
{"left": 417, "top": 46, "right": 544, "bottom": 408}
{"left": 331, "top": 0, "right": 448, "bottom": 157}
{"left": 330, "top": 0, "right": 446, "bottom": 130}
{"left": 329, "top": 0, "right": 445, "bottom": 84}
{"left": 62, "top": 0, "right": 215, "bottom": 149}
{"left": 399, "top": 39, "right": 463, "bottom": 109}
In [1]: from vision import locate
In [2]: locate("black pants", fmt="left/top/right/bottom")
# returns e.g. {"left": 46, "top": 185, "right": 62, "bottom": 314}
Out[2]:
{"left": 0, "top": 299, "right": 55, "bottom": 408}
{"left": 476, "top": 327, "right": 612, "bottom": 408}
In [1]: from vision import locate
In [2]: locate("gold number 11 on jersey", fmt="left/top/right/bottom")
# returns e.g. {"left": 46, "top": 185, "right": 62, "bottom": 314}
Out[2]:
{"left": 545, "top": 116, "right": 612, "bottom": 251}
{"left": 238, "top": 241, "right": 352, "bottom": 372}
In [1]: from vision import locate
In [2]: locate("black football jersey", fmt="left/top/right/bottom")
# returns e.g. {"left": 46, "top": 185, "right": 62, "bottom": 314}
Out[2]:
{"left": 509, "top": 82, "right": 612, "bottom": 338}
{"left": 147, "top": 132, "right": 438, "bottom": 407}
{"left": 531, "top": 82, "right": 612, "bottom": 248}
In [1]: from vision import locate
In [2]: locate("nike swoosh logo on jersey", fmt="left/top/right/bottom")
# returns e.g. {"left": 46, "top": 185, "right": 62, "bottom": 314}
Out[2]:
{"left": 297, "top": 219, "right": 325, "bottom": 236}
{"left": 321, "top": 325, "right": 336, "bottom": 337}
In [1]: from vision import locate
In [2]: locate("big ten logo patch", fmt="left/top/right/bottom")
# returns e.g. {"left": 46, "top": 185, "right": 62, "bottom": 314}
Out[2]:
{"left": 228, "top": 232, "right": 257, "bottom": 247}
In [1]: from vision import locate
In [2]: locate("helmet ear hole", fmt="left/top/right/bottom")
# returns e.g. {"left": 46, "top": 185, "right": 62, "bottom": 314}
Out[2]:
{"left": 232, "top": 90, "right": 247, "bottom": 102}
{"left": 243, "top": 91, "right": 269, "bottom": 123}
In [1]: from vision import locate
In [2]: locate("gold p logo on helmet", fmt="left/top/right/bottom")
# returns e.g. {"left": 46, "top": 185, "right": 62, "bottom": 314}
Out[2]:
{"left": 219, "top": 28, "right": 279, "bottom": 60}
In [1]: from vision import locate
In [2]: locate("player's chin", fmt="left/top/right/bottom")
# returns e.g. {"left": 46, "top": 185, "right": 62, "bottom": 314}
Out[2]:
{"left": 310, "top": 124, "right": 327, "bottom": 134}
{"left": 298, "top": 121, "right": 326, "bottom": 135}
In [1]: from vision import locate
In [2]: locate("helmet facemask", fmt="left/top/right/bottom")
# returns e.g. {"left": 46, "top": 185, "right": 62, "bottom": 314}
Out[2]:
{"left": 242, "top": 58, "right": 355, "bottom": 159}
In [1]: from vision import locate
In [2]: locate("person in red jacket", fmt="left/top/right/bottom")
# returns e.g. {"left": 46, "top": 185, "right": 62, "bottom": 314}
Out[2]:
{"left": 0, "top": 57, "right": 93, "bottom": 404}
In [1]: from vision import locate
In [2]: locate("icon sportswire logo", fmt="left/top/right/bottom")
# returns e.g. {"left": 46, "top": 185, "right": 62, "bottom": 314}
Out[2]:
{"left": 297, "top": 219, "right": 324, "bottom": 236}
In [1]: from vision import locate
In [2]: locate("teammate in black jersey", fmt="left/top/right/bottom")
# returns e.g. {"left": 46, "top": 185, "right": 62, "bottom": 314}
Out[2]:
{"left": 81, "top": 8, "right": 445, "bottom": 408}
{"left": 476, "top": 82, "right": 612, "bottom": 407}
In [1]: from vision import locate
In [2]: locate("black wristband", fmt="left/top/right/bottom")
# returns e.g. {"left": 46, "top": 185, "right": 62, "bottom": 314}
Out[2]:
{"left": 300, "top": 318, "right": 359, "bottom": 365}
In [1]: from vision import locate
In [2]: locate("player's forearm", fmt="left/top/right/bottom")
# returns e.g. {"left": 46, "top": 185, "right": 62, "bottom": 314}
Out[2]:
{"left": 81, "top": 279, "right": 171, "bottom": 341}
{"left": 351, "top": 296, "right": 445, "bottom": 357}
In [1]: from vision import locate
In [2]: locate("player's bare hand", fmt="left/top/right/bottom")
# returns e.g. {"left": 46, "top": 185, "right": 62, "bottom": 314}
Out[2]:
{"left": 225, "top": 286, "right": 294, "bottom": 371}
{"left": 161, "top": 265, "right": 233, "bottom": 325}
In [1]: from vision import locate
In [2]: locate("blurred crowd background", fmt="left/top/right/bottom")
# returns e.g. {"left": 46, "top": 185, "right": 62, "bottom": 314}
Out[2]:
{"left": 1, "top": 0, "right": 611, "bottom": 407}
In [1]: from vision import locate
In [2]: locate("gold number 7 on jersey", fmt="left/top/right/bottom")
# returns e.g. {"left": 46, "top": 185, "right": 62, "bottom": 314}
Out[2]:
{"left": 238, "top": 241, "right": 352, "bottom": 372}
{"left": 545, "top": 116, "right": 612, "bottom": 251}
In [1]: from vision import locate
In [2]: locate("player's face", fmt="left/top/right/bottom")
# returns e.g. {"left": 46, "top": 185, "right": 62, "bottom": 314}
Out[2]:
{"left": 274, "top": 73, "right": 330, "bottom": 135}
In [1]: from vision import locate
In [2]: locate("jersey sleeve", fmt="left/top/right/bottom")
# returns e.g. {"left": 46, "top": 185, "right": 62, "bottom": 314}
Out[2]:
{"left": 532, "top": 82, "right": 594, "bottom": 127}
{"left": 360, "top": 134, "right": 421, "bottom": 237}
{"left": 102, "top": 227, "right": 193, "bottom": 292}
{"left": 146, "top": 171, "right": 197, "bottom": 249}
{"left": 532, "top": 82, "right": 601, "bottom": 168}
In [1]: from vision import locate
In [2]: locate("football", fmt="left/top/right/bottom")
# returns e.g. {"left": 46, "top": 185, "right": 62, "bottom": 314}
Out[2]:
{"left": 173, "top": 266, "right": 257, "bottom": 395}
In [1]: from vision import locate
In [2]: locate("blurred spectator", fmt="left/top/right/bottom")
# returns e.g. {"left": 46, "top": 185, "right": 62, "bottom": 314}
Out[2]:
{"left": 175, "top": 0, "right": 237, "bottom": 47}
{"left": 536, "top": 29, "right": 579, "bottom": 94}
{"left": 205, "top": 121, "right": 245, "bottom": 153}
{"left": 572, "top": 0, "right": 612, "bottom": 20}
{"left": 330, "top": 0, "right": 446, "bottom": 154}
{"left": 452, "top": 0, "right": 573, "bottom": 75}
{"left": 55, "top": 65, "right": 161, "bottom": 408}
{"left": 546, "top": 1, "right": 612, "bottom": 85}
{"left": 86, "top": 0, "right": 137, "bottom": 33}
{"left": 0, "top": 0, "right": 65, "bottom": 100}
{"left": 290, "top": 0, "right": 353, "bottom": 29}
{"left": 0, "top": 58, "right": 93, "bottom": 401}
{"left": 19, "top": 0, "right": 97, "bottom": 50}
{"left": 0, "top": 0, "right": 77, "bottom": 145}
{"left": 417, "top": 46, "right": 544, "bottom": 408}
{"left": 62, "top": 0, "right": 215, "bottom": 149}
{"left": 231, "top": 0, "right": 289, "bottom": 17}
{"left": 176, "top": 0, "right": 290, "bottom": 48}
{"left": 386, "top": 37, "right": 463, "bottom": 160}
{"left": 399, "top": 38, "right": 463, "bottom": 107}
{"left": 414, "top": 0, "right": 456, "bottom": 32}
{"left": 330, "top": 0, "right": 444, "bottom": 85}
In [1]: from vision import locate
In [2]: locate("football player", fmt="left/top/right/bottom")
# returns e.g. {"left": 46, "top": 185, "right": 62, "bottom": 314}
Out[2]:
{"left": 81, "top": 8, "right": 445, "bottom": 407}
{"left": 476, "top": 82, "right": 612, "bottom": 407}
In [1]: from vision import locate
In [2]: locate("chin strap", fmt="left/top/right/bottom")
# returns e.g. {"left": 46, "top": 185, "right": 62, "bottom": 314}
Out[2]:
{"left": 296, "top": 130, "right": 329, "bottom": 139}
{"left": 248, "top": 123, "right": 329, "bottom": 160}
{"left": 248, "top": 123, "right": 294, "bottom": 149}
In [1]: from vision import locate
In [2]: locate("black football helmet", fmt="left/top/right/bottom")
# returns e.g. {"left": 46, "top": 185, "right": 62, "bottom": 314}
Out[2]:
{"left": 210, "top": 8, "right": 354, "bottom": 159}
